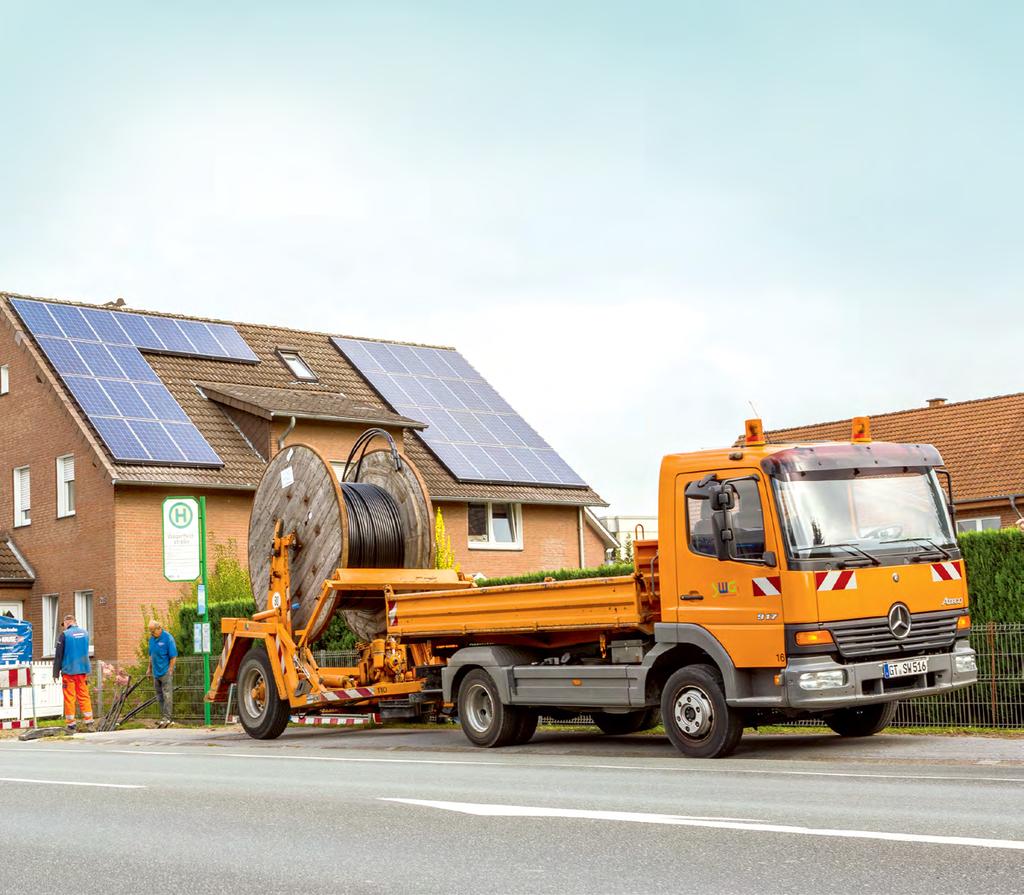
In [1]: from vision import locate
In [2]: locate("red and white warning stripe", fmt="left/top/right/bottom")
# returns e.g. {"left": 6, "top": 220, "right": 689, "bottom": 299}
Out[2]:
{"left": 320, "top": 686, "right": 377, "bottom": 702}
{"left": 752, "top": 576, "right": 782, "bottom": 597}
{"left": 290, "top": 713, "right": 381, "bottom": 727}
{"left": 0, "top": 666, "right": 31, "bottom": 688}
{"left": 275, "top": 636, "right": 288, "bottom": 681}
{"left": 0, "top": 718, "right": 35, "bottom": 730}
{"left": 815, "top": 570, "right": 858, "bottom": 592}
{"left": 931, "top": 561, "right": 963, "bottom": 582}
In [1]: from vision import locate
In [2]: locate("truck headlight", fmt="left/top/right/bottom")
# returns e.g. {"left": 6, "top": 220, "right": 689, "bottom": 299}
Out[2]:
{"left": 798, "top": 670, "right": 847, "bottom": 691}
{"left": 954, "top": 653, "right": 977, "bottom": 673}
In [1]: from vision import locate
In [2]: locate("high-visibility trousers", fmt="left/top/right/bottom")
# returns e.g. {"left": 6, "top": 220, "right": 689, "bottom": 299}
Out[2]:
{"left": 62, "top": 674, "right": 93, "bottom": 724}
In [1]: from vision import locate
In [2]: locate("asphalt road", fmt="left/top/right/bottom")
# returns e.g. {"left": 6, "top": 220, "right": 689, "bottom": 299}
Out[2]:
{"left": 2, "top": 726, "right": 1023, "bottom": 894}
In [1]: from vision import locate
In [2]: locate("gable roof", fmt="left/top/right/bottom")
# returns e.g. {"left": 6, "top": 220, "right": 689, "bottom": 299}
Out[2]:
{"left": 0, "top": 537, "right": 35, "bottom": 585}
{"left": 1, "top": 291, "right": 604, "bottom": 506}
{"left": 765, "top": 393, "right": 1024, "bottom": 504}
{"left": 198, "top": 382, "right": 426, "bottom": 429}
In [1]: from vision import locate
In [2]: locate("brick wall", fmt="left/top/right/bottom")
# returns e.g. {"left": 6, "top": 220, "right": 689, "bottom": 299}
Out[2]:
{"left": 113, "top": 485, "right": 253, "bottom": 663}
{"left": 0, "top": 313, "right": 117, "bottom": 660}
{"left": 437, "top": 501, "right": 606, "bottom": 578}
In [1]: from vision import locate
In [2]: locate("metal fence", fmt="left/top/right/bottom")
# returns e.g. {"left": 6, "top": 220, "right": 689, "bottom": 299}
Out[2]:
{"left": 89, "top": 628, "right": 1024, "bottom": 729}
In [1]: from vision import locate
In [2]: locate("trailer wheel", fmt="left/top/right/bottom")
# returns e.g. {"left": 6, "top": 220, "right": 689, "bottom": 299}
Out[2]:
{"left": 457, "top": 669, "right": 526, "bottom": 748}
{"left": 661, "top": 664, "right": 743, "bottom": 758}
{"left": 237, "top": 649, "right": 290, "bottom": 740}
{"left": 592, "top": 708, "right": 659, "bottom": 736}
{"left": 825, "top": 701, "right": 898, "bottom": 737}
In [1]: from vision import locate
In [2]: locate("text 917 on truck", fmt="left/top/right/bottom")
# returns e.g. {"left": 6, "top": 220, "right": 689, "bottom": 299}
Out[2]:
{"left": 207, "top": 419, "right": 977, "bottom": 758}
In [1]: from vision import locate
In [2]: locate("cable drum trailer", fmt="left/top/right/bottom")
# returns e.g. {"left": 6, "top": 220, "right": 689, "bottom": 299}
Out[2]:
{"left": 208, "top": 419, "right": 977, "bottom": 757}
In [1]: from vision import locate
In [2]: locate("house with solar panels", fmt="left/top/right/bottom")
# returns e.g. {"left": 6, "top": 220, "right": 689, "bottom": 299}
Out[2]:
{"left": 0, "top": 292, "right": 613, "bottom": 662}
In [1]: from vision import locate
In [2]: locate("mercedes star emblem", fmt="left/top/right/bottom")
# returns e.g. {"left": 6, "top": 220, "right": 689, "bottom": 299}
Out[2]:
{"left": 888, "top": 603, "right": 912, "bottom": 640}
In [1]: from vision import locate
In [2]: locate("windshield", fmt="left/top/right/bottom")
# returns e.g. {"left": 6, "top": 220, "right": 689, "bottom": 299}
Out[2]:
{"left": 773, "top": 469, "right": 954, "bottom": 561}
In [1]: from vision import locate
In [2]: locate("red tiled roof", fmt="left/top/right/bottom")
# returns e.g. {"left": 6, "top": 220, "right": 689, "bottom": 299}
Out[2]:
{"left": 765, "top": 394, "right": 1024, "bottom": 503}
{"left": 1, "top": 291, "right": 605, "bottom": 506}
{"left": 0, "top": 538, "right": 34, "bottom": 584}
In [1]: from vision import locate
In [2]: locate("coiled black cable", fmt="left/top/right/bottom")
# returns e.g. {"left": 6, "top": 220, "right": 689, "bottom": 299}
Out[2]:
{"left": 340, "top": 482, "right": 405, "bottom": 568}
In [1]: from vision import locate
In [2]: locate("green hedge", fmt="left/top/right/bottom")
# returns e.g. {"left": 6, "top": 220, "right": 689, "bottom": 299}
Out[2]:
{"left": 958, "top": 529, "right": 1024, "bottom": 626}
{"left": 178, "top": 596, "right": 256, "bottom": 656}
{"left": 475, "top": 562, "right": 634, "bottom": 589}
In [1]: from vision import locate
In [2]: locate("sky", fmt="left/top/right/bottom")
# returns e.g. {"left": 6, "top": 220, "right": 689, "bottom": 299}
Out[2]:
{"left": 1, "top": 2, "right": 1022, "bottom": 515}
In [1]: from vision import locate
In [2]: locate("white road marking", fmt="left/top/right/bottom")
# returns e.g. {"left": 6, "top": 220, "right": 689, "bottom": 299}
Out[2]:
{"left": 0, "top": 777, "right": 144, "bottom": 789}
{"left": 8, "top": 744, "right": 1024, "bottom": 786}
{"left": 109, "top": 749, "right": 183, "bottom": 755}
{"left": 216, "top": 752, "right": 1024, "bottom": 785}
{"left": 383, "top": 798, "right": 1024, "bottom": 852}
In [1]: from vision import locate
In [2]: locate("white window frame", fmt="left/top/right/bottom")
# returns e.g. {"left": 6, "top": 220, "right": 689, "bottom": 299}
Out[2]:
{"left": 956, "top": 516, "right": 1002, "bottom": 533}
{"left": 0, "top": 364, "right": 8, "bottom": 395}
{"left": 74, "top": 590, "right": 95, "bottom": 655}
{"left": 277, "top": 349, "right": 317, "bottom": 382}
{"left": 42, "top": 594, "right": 59, "bottom": 657}
{"left": 13, "top": 465, "right": 30, "bottom": 528}
{"left": 56, "top": 454, "right": 76, "bottom": 518}
{"left": 467, "top": 502, "right": 523, "bottom": 551}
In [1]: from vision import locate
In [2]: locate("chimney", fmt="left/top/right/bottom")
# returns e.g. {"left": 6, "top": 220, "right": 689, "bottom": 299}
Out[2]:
{"left": 927, "top": 397, "right": 947, "bottom": 408}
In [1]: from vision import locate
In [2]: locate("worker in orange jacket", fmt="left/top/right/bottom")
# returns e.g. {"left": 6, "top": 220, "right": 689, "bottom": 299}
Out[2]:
{"left": 52, "top": 614, "right": 93, "bottom": 732}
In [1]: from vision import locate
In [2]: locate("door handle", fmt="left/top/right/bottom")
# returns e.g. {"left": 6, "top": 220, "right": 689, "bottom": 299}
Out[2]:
{"left": 680, "top": 594, "right": 704, "bottom": 601}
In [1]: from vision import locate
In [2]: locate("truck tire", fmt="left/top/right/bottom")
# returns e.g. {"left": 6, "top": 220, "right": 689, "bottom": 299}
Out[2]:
{"left": 513, "top": 709, "right": 539, "bottom": 745}
{"left": 237, "top": 648, "right": 290, "bottom": 740}
{"left": 592, "top": 708, "right": 659, "bottom": 736}
{"left": 457, "top": 669, "right": 527, "bottom": 748}
{"left": 661, "top": 664, "right": 744, "bottom": 758}
{"left": 825, "top": 701, "right": 898, "bottom": 737}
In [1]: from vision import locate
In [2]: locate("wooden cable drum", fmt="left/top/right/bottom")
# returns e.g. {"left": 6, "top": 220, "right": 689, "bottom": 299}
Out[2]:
{"left": 248, "top": 441, "right": 433, "bottom": 642}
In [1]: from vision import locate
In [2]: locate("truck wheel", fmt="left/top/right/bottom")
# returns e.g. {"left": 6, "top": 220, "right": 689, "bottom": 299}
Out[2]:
{"left": 513, "top": 709, "right": 539, "bottom": 745}
{"left": 825, "top": 701, "right": 898, "bottom": 737}
{"left": 661, "top": 665, "right": 743, "bottom": 758}
{"left": 457, "top": 669, "right": 524, "bottom": 748}
{"left": 237, "top": 649, "right": 290, "bottom": 740}
{"left": 592, "top": 708, "right": 658, "bottom": 736}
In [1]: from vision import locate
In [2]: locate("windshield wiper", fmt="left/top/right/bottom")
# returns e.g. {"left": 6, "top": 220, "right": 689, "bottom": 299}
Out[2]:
{"left": 881, "top": 537, "right": 954, "bottom": 562}
{"left": 801, "top": 543, "right": 881, "bottom": 566}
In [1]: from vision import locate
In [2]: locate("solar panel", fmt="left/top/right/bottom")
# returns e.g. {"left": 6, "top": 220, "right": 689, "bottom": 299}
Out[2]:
{"left": 10, "top": 299, "right": 228, "bottom": 467}
{"left": 332, "top": 337, "right": 587, "bottom": 487}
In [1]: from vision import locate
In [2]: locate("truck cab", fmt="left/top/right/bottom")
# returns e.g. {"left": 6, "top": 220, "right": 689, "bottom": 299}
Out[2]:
{"left": 651, "top": 418, "right": 976, "bottom": 751}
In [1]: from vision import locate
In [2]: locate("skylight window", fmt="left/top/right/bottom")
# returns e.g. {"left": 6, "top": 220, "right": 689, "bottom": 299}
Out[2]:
{"left": 277, "top": 349, "right": 317, "bottom": 382}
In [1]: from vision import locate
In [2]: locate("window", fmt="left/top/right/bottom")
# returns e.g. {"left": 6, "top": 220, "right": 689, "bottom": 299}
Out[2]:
{"left": 687, "top": 478, "right": 765, "bottom": 559}
{"left": 13, "top": 466, "right": 30, "bottom": 527}
{"left": 277, "top": 349, "right": 317, "bottom": 382}
{"left": 42, "top": 594, "right": 59, "bottom": 657}
{"left": 467, "top": 502, "right": 522, "bottom": 549}
{"left": 74, "top": 590, "right": 95, "bottom": 654}
{"left": 0, "top": 364, "right": 8, "bottom": 395}
{"left": 56, "top": 454, "right": 76, "bottom": 518}
{"left": 956, "top": 516, "right": 1002, "bottom": 533}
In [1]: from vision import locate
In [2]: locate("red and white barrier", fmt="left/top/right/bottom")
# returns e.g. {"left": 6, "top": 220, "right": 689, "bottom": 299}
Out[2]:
{"left": 0, "top": 664, "right": 35, "bottom": 730}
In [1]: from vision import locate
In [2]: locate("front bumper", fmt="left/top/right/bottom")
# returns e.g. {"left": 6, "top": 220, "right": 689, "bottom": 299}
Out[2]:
{"left": 782, "top": 642, "right": 978, "bottom": 711}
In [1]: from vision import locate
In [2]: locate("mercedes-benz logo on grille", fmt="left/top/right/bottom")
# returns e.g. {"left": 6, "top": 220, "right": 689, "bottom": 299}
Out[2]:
{"left": 888, "top": 603, "right": 912, "bottom": 640}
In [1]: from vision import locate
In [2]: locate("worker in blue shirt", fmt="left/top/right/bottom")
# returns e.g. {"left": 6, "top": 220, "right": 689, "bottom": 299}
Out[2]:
{"left": 52, "top": 614, "right": 93, "bottom": 731}
{"left": 147, "top": 620, "right": 178, "bottom": 728}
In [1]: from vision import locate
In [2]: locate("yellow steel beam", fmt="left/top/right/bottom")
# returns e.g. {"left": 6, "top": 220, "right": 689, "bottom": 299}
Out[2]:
{"left": 324, "top": 568, "right": 474, "bottom": 591}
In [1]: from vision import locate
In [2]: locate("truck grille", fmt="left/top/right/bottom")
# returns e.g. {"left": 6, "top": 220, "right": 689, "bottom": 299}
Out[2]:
{"left": 829, "top": 610, "right": 960, "bottom": 660}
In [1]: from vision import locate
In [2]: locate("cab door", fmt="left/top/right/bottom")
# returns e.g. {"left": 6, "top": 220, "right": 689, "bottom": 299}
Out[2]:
{"left": 674, "top": 469, "right": 786, "bottom": 669}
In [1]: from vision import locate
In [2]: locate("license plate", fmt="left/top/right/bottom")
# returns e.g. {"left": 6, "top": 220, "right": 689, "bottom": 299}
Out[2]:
{"left": 882, "top": 658, "right": 928, "bottom": 679}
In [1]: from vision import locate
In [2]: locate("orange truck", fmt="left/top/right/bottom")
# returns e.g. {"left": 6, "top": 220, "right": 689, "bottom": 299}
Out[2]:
{"left": 208, "top": 419, "right": 977, "bottom": 758}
